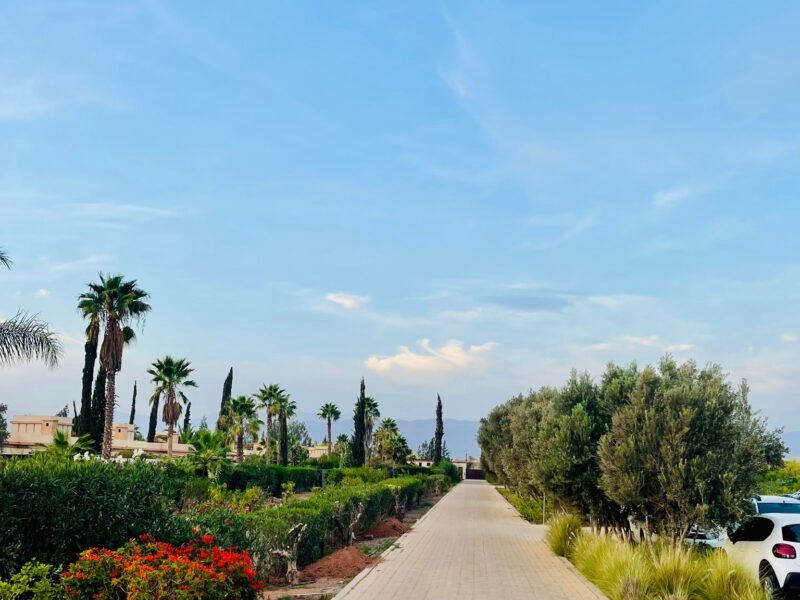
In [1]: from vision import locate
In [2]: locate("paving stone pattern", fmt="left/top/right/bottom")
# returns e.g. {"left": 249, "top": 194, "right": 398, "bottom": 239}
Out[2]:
{"left": 334, "top": 479, "right": 606, "bottom": 600}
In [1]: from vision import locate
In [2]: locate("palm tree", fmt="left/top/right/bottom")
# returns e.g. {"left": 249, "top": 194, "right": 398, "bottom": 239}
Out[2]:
{"left": 178, "top": 424, "right": 196, "bottom": 445}
{"left": 147, "top": 356, "right": 197, "bottom": 458}
{"left": 317, "top": 402, "right": 341, "bottom": 456}
{"left": 81, "top": 274, "right": 150, "bottom": 459}
{"left": 0, "top": 248, "right": 61, "bottom": 369}
{"left": 253, "top": 384, "right": 284, "bottom": 463}
{"left": 274, "top": 392, "right": 296, "bottom": 466}
{"left": 76, "top": 286, "right": 103, "bottom": 436}
{"left": 374, "top": 418, "right": 398, "bottom": 464}
{"left": 40, "top": 430, "right": 94, "bottom": 457}
{"left": 221, "top": 395, "right": 262, "bottom": 463}
{"left": 188, "top": 429, "right": 231, "bottom": 480}
{"left": 364, "top": 396, "right": 380, "bottom": 464}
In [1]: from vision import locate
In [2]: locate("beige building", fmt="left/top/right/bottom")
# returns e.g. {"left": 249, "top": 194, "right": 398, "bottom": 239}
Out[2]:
{"left": 412, "top": 457, "right": 470, "bottom": 479}
{"left": 3, "top": 416, "right": 193, "bottom": 458}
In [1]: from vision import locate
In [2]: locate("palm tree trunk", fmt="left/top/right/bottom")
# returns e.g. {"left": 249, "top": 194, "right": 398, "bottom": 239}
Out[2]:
{"left": 327, "top": 418, "right": 332, "bottom": 456}
{"left": 78, "top": 331, "right": 98, "bottom": 435}
{"left": 237, "top": 433, "right": 244, "bottom": 463}
{"left": 102, "top": 369, "right": 116, "bottom": 460}
{"left": 167, "top": 422, "right": 174, "bottom": 458}
{"left": 266, "top": 413, "right": 272, "bottom": 463}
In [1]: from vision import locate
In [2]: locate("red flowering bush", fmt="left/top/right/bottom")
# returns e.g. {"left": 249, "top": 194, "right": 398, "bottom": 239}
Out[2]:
{"left": 62, "top": 534, "right": 263, "bottom": 599}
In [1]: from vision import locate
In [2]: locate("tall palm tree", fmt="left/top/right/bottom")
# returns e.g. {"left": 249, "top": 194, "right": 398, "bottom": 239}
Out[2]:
{"left": 317, "top": 402, "right": 341, "bottom": 456}
{"left": 0, "top": 249, "right": 61, "bottom": 368}
{"left": 274, "top": 392, "right": 296, "bottom": 466}
{"left": 80, "top": 274, "right": 150, "bottom": 459}
{"left": 221, "top": 395, "right": 262, "bottom": 463}
{"left": 147, "top": 356, "right": 197, "bottom": 458}
{"left": 364, "top": 396, "right": 380, "bottom": 464}
{"left": 76, "top": 286, "right": 103, "bottom": 436}
{"left": 253, "top": 383, "right": 284, "bottom": 463}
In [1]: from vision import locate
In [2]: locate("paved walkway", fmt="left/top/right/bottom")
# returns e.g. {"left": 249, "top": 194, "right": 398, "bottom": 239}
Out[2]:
{"left": 335, "top": 480, "right": 605, "bottom": 600}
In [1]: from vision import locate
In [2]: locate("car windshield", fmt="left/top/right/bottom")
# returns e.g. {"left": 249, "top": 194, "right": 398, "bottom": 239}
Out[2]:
{"left": 758, "top": 502, "right": 800, "bottom": 514}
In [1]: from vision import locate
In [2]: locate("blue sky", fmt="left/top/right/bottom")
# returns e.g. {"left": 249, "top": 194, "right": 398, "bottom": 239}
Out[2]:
{"left": 1, "top": 1, "right": 799, "bottom": 436}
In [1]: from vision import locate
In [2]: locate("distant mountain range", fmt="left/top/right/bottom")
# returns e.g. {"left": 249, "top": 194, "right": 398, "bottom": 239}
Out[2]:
{"left": 785, "top": 431, "right": 800, "bottom": 459}
{"left": 296, "top": 414, "right": 481, "bottom": 459}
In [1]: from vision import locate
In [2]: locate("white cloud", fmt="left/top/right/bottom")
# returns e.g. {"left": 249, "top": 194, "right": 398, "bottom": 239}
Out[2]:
{"left": 663, "top": 343, "right": 694, "bottom": 353}
{"left": 590, "top": 335, "right": 660, "bottom": 351}
{"left": 366, "top": 339, "right": 497, "bottom": 376}
{"left": 781, "top": 332, "right": 799, "bottom": 343}
{"left": 652, "top": 184, "right": 707, "bottom": 209}
{"left": 325, "top": 292, "right": 370, "bottom": 310}
{"left": 33, "top": 288, "right": 50, "bottom": 298}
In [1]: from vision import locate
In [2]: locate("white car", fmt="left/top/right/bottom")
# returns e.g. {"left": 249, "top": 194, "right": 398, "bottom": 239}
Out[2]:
{"left": 724, "top": 513, "right": 800, "bottom": 597}
{"left": 755, "top": 495, "right": 800, "bottom": 515}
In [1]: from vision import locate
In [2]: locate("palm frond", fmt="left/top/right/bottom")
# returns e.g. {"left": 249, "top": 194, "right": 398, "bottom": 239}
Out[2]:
{"left": 0, "top": 311, "right": 62, "bottom": 368}
{"left": 0, "top": 247, "right": 12, "bottom": 269}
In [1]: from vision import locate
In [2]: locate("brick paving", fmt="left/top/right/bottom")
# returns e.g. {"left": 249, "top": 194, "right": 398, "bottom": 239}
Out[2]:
{"left": 334, "top": 479, "right": 606, "bottom": 600}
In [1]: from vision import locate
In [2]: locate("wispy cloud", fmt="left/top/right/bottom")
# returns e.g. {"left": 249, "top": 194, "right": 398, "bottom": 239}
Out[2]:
{"left": 70, "top": 203, "right": 174, "bottom": 221}
{"left": 33, "top": 288, "right": 50, "bottom": 298}
{"left": 48, "top": 255, "right": 110, "bottom": 273}
{"left": 366, "top": 339, "right": 497, "bottom": 376}
{"left": 781, "top": 332, "right": 798, "bottom": 343}
{"left": 0, "top": 74, "right": 129, "bottom": 120}
{"left": 325, "top": 292, "right": 370, "bottom": 310}
{"left": 526, "top": 211, "right": 598, "bottom": 249}
{"left": 652, "top": 183, "right": 708, "bottom": 209}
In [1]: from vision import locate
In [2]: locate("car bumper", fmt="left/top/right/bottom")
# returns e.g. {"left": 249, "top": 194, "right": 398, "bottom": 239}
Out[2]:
{"left": 783, "top": 572, "right": 800, "bottom": 590}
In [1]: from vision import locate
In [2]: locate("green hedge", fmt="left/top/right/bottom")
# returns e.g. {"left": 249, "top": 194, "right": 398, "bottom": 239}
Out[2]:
{"left": 0, "top": 457, "right": 193, "bottom": 578}
{"left": 224, "top": 459, "right": 321, "bottom": 496}
{"left": 189, "top": 474, "right": 447, "bottom": 579}
{"left": 325, "top": 466, "right": 387, "bottom": 486}
{"left": 496, "top": 487, "right": 551, "bottom": 523}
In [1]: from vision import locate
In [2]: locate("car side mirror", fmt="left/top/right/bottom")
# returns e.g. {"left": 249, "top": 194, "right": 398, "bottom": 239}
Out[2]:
{"left": 726, "top": 528, "right": 736, "bottom": 542}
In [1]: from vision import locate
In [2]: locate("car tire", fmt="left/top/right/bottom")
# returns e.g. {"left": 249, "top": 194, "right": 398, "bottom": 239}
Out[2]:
{"left": 760, "top": 564, "right": 784, "bottom": 599}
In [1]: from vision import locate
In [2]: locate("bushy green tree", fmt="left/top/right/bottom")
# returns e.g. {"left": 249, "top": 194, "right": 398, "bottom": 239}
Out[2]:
{"left": 598, "top": 358, "right": 785, "bottom": 539}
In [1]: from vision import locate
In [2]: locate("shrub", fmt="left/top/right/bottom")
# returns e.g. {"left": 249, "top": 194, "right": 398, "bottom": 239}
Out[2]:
{"left": 0, "top": 560, "right": 65, "bottom": 600}
{"left": 224, "top": 460, "right": 321, "bottom": 496}
{"left": 545, "top": 514, "right": 583, "bottom": 557}
{"left": 0, "top": 457, "right": 193, "bottom": 577}
{"left": 306, "top": 454, "right": 341, "bottom": 469}
{"left": 326, "top": 467, "right": 387, "bottom": 486}
{"left": 760, "top": 459, "right": 800, "bottom": 495}
{"left": 438, "top": 460, "right": 462, "bottom": 484}
{"left": 496, "top": 487, "right": 551, "bottom": 523}
{"left": 62, "top": 535, "right": 262, "bottom": 599}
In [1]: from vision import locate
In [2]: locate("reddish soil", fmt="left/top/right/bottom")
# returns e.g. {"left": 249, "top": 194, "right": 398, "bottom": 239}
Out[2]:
{"left": 368, "top": 517, "right": 407, "bottom": 538}
{"left": 299, "top": 546, "right": 369, "bottom": 582}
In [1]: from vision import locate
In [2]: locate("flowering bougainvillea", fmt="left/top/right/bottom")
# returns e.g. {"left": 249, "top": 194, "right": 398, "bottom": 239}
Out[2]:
{"left": 62, "top": 535, "right": 263, "bottom": 599}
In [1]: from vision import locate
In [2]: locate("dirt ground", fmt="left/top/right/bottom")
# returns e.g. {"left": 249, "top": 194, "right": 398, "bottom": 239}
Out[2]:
{"left": 261, "top": 495, "right": 443, "bottom": 599}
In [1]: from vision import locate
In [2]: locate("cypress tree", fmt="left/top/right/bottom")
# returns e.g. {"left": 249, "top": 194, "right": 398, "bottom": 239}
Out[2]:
{"left": 183, "top": 401, "right": 192, "bottom": 431}
{"left": 352, "top": 378, "right": 367, "bottom": 467}
{"left": 434, "top": 394, "right": 444, "bottom": 464}
{"left": 217, "top": 367, "right": 233, "bottom": 430}
{"left": 147, "top": 393, "right": 159, "bottom": 443}
{"left": 89, "top": 365, "right": 107, "bottom": 451}
{"left": 129, "top": 381, "right": 137, "bottom": 425}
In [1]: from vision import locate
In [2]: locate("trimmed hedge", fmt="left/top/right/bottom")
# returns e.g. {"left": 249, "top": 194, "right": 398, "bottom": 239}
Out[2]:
{"left": 189, "top": 474, "right": 449, "bottom": 579}
{"left": 224, "top": 459, "right": 321, "bottom": 496}
{"left": 0, "top": 457, "right": 193, "bottom": 578}
{"left": 325, "top": 466, "right": 387, "bottom": 486}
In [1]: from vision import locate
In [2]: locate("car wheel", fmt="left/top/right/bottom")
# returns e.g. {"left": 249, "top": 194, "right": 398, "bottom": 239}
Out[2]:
{"left": 760, "top": 564, "right": 784, "bottom": 599}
